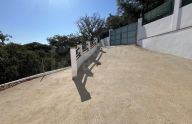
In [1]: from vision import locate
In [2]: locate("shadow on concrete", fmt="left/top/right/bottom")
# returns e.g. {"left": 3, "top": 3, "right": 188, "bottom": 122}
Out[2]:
{"left": 73, "top": 47, "right": 106, "bottom": 102}
{"left": 40, "top": 75, "right": 45, "bottom": 82}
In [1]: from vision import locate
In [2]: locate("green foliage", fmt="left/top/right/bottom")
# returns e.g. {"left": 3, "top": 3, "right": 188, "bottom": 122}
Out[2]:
{"left": 142, "top": 0, "right": 165, "bottom": 13}
{"left": 47, "top": 35, "right": 69, "bottom": 48}
{"left": 67, "top": 34, "right": 83, "bottom": 46}
{"left": 24, "top": 42, "right": 51, "bottom": 52}
{"left": 107, "top": 0, "right": 165, "bottom": 29}
{"left": 116, "top": 0, "right": 165, "bottom": 14}
{"left": 77, "top": 13, "right": 105, "bottom": 41}
{"left": 0, "top": 31, "right": 12, "bottom": 45}
{"left": 0, "top": 42, "right": 70, "bottom": 84}
{"left": 143, "top": 0, "right": 174, "bottom": 24}
{"left": 47, "top": 34, "right": 81, "bottom": 48}
{"left": 106, "top": 14, "right": 122, "bottom": 29}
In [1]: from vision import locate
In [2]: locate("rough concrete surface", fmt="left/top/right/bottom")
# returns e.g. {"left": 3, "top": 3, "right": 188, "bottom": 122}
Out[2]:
{"left": 0, "top": 45, "right": 192, "bottom": 124}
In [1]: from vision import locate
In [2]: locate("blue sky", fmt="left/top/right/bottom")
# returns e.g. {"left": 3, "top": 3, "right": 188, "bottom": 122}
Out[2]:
{"left": 0, "top": 0, "right": 117, "bottom": 44}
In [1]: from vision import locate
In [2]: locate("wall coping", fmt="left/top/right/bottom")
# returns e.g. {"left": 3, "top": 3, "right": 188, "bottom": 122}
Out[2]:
{"left": 0, "top": 67, "right": 71, "bottom": 91}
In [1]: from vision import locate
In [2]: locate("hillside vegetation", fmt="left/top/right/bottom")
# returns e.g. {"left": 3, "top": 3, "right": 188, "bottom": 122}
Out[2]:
{"left": 0, "top": 42, "right": 71, "bottom": 84}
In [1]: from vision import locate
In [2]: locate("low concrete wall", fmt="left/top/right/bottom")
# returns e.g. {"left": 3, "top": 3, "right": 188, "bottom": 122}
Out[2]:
{"left": 100, "top": 37, "right": 110, "bottom": 47}
{"left": 0, "top": 67, "right": 71, "bottom": 91}
{"left": 180, "top": 4, "right": 192, "bottom": 29}
{"left": 137, "top": 1, "right": 192, "bottom": 59}
{"left": 143, "top": 15, "right": 173, "bottom": 37}
{"left": 77, "top": 45, "right": 98, "bottom": 69}
{"left": 139, "top": 27, "right": 192, "bottom": 59}
{"left": 137, "top": 15, "right": 173, "bottom": 41}
{"left": 70, "top": 39, "right": 98, "bottom": 78}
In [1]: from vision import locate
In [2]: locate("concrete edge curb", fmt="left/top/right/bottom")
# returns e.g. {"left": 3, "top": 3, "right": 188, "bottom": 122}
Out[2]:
{"left": 0, "top": 66, "right": 71, "bottom": 91}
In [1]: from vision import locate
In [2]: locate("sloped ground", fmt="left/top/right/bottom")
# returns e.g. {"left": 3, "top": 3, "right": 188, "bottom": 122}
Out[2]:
{"left": 0, "top": 45, "right": 192, "bottom": 124}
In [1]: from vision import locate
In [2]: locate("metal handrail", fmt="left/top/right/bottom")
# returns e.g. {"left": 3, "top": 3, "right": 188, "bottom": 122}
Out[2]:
{"left": 76, "top": 47, "right": 81, "bottom": 60}
{"left": 90, "top": 41, "right": 97, "bottom": 48}
{"left": 83, "top": 46, "right": 88, "bottom": 52}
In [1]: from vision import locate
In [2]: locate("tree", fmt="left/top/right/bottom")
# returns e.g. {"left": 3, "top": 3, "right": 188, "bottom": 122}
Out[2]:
{"left": 116, "top": 0, "right": 165, "bottom": 15}
{"left": 47, "top": 34, "right": 80, "bottom": 48}
{"left": 107, "top": 0, "right": 165, "bottom": 29}
{"left": 0, "top": 31, "right": 12, "bottom": 45}
{"left": 24, "top": 42, "right": 51, "bottom": 52}
{"left": 106, "top": 14, "right": 122, "bottom": 29}
{"left": 0, "top": 41, "right": 71, "bottom": 84}
{"left": 47, "top": 35, "right": 69, "bottom": 48}
{"left": 77, "top": 13, "right": 105, "bottom": 41}
{"left": 106, "top": 0, "right": 142, "bottom": 29}
{"left": 0, "top": 43, "right": 42, "bottom": 83}
{"left": 116, "top": 0, "right": 142, "bottom": 14}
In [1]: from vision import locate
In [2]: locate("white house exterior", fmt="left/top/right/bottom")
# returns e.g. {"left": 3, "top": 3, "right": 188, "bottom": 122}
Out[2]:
{"left": 137, "top": 0, "right": 192, "bottom": 59}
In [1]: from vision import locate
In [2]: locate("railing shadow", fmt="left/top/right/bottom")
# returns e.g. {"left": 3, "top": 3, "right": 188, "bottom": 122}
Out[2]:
{"left": 73, "top": 47, "right": 106, "bottom": 102}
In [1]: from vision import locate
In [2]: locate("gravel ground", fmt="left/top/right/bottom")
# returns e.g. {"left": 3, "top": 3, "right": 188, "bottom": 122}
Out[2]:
{"left": 0, "top": 45, "right": 192, "bottom": 124}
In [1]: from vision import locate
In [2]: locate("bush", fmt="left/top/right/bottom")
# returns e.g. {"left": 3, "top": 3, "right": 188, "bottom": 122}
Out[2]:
{"left": 0, "top": 42, "right": 71, "bottom": 84}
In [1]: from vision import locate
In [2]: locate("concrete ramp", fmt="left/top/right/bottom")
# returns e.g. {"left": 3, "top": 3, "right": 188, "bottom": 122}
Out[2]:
{"left": 0, "top": 45, "right": 192, "bottom": 124}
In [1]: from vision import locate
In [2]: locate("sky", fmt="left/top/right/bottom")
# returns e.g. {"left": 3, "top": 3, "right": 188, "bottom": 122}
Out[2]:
{"left": 0, "top": 0, "right": 117, "bottom": 44}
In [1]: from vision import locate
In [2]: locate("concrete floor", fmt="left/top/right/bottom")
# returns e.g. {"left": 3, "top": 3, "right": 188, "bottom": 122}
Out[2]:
{"left": 0, "top": 45, "right": 192, "bottom": 124}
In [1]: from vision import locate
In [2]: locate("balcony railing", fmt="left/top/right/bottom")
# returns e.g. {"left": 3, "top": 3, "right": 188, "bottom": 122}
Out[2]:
{"left": 143, "top": 0, "right": 174, "bottom": 25}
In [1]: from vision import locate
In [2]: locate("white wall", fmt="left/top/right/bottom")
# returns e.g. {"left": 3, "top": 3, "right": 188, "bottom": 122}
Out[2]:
{"left": 180, "top": 4, "right": 192, "bottom": 29}
{"left": 100, "top": 37, "right": 110, "bottom": 47}
{"left": 76, "top": 45, "right": 98, "bottom": 69}
{"left": 137, "top": 18, "right": 146, "bottom": 41}
{"left": 139, "top": 27, "right": 192, "bottom": 59}
{"left": 70, "top": 40, "right": 98, "bottom": 78}
{"left": 137, "top": 15, "right": 173, "bottom": 40}
{"left": 137, "top": 0, "right": 192, "bottom": 59}
{"left": 143, "top": 15, "right": 173, "bottom": 37}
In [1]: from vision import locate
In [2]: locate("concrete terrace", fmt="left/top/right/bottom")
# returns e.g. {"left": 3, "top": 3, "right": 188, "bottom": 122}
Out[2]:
{"left": 0, "top": 45, "right": 192, "bottom": 124}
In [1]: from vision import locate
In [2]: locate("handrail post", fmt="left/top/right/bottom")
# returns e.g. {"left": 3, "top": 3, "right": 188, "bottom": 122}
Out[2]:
{"left": 77, "top": 44, "right": 83, "bottom": 55}
{"left": 94, "top": 38, "right": 98, "bottom": 44}
{"left": 70, "top": 47, "right": 78, "bottom": 78}
{"left": 86, "top": 41, "right": 91, "bottom": 51}
{"left": 172, "top": 0, "right": 182, "bottom": 30}
{"left": 109, "top": 29, "right": 112, "bottom": 46}
{"left": 136, "top": 18, "right": 146, "bottom": 46}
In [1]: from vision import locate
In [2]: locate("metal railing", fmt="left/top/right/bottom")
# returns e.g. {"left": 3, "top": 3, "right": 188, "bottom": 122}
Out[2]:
{"left": 82, "top": 42, "right": 89, "bottom": 52}
{"left": 90, "top": 41, "right": 97, "bottom": 48}
{"left": 182, "top": 0, "right": 192, "bottom": 6}
{"left": 143, "top": 0, "right": 174, "bottom": 25}
{"left": 76, "top": 47, "right": 81, "bottom": 60}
